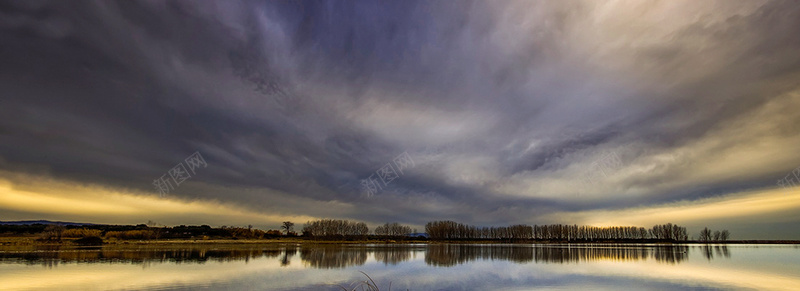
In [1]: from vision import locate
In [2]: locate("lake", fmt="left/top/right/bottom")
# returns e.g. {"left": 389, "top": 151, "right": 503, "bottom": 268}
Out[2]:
{"left": 1, "top": 243, "right": 798, "bottom": 290}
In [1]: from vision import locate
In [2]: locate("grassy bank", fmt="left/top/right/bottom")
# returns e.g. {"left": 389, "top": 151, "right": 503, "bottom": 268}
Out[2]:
{"left": 0, "top": 235, "right": 431, "bottom": 246}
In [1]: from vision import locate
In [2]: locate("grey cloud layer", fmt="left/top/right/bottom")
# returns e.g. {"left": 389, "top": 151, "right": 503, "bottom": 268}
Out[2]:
{"left": 1, "top": 0, "right": 799, "bottom": 229}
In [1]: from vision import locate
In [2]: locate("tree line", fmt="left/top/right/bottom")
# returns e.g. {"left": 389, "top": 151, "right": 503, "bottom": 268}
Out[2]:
{"left": 301, "top": 219, "right": 369, "bottom": 238}
{"left": 374, "top": 222, "right": 413, "bottom": 236}
{"left": 5, "top": 220, "right": 731, "bottom": 243}
{"left": 699, "top": 227, "right": 730, "bottom": 241}
{"left": 425, "top": 221, "right": 691, "bottom": 241}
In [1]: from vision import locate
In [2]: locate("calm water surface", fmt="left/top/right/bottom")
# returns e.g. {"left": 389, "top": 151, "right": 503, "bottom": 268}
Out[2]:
{"left": 1, "top": 243, "right": 798, "bottom": 290}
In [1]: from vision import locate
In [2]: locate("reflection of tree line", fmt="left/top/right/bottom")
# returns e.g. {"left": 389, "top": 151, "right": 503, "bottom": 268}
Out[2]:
{"left": 0, "top": 245, "right": 412, "bottom": 268}
{"left": 373, "top": 245, "right": 414, "bottom": 265}
{"left": 0, "top": 246, "right": 286, "bottom": 266}
{"left": 425, "top": 245, "right": 691, "bottom": 266}
{"left": 298, "top": 245, "right": 696, "bottom": 267}
{"left": 697, "top": 245, "right": 731, "bottom": 260}
{"left": 1, "top": 244, "right": 727, "bottom": 268}
{"left": 299, "top": 246, "right": 368, "bottom": 268}
{"left": 425, "top": 245, "right": 535, "bottom": 266}
{"left": 297, "top": 245, "right": 695, "bottom": 268}
{"left": 298, "top": 245, "right": 423, "bottom": 268}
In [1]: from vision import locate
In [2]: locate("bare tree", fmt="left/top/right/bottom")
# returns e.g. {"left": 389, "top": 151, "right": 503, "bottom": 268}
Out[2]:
{"left": 40, "top": 224, "right": 66, "bottom": 241}
{"left": 281, "top": 221, "right": 294, "bottom": 235}
{"left": 375, "top": 222, "right": 412, "bottom": 236}
{"left": 375, "top": 225, "right": 387, "bottom": 236}
{"left": 699, "top": 227, "right": 713, "bottom": 242}
{"left": 720, "top": 230, "right": 730, "bottom": 241}
{"left": 713, "top": 230, "right": 721, "bottom": 241}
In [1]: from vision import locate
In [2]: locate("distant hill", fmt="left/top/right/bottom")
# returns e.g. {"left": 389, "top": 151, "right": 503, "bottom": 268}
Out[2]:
{"left": 0, "top": 220, "right": 101, "bottom": 226}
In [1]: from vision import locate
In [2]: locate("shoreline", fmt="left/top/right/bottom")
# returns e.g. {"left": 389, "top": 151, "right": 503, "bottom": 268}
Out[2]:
{"left": 1, "top": 236, "right": 799, "bottom": 247}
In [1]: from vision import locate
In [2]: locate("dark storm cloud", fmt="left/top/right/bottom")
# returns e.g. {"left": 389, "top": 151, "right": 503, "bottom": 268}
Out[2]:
{"left": 2, "top": 0, "right": 800, "bottom": 233}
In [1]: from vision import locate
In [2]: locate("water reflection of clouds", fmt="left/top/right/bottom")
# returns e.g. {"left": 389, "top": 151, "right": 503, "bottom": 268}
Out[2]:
{"left": 1, "top": 244, "right": 798, "bottom": 291}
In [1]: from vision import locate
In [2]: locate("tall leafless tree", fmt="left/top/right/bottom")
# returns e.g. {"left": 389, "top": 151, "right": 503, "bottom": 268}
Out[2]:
{"left": 281, "top": 221, "right": 294, "bottom": 235}
{"left": 375, "top": 222, "right": 413, "bottom": 236}
{"left": 700, "top": 227, "right": 713, "bottom": 242}
{"left": 720, "top": 230, "right": 730, "bottom": 241}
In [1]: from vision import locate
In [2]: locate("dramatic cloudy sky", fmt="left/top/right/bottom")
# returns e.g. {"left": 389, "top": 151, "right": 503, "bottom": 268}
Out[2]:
{"left": 1, "top": 0, "right": 800, "bottom": 239}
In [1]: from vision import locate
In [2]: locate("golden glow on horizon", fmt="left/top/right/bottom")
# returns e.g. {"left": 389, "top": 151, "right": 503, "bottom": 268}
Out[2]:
{"left": 3, "top": 168, "right": 800, "bottom": 234}
{"left": 0, "top": 181, "right": 140, "bottom": 215}
{"left": 547, "top": 187, "right": 800, "bottom": 227}
{"left": 0, "top": 171, "right": 316, "bottom": 227}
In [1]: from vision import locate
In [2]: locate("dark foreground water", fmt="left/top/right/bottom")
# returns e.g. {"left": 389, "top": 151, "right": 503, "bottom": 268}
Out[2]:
{"left": 0, "top": 243, "right": 798, "bottom": 290}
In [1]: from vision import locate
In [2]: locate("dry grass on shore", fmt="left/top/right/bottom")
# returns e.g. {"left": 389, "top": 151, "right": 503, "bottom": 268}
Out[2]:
{"left": 0, "top": 235, "right": 428, "bottom": 246}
